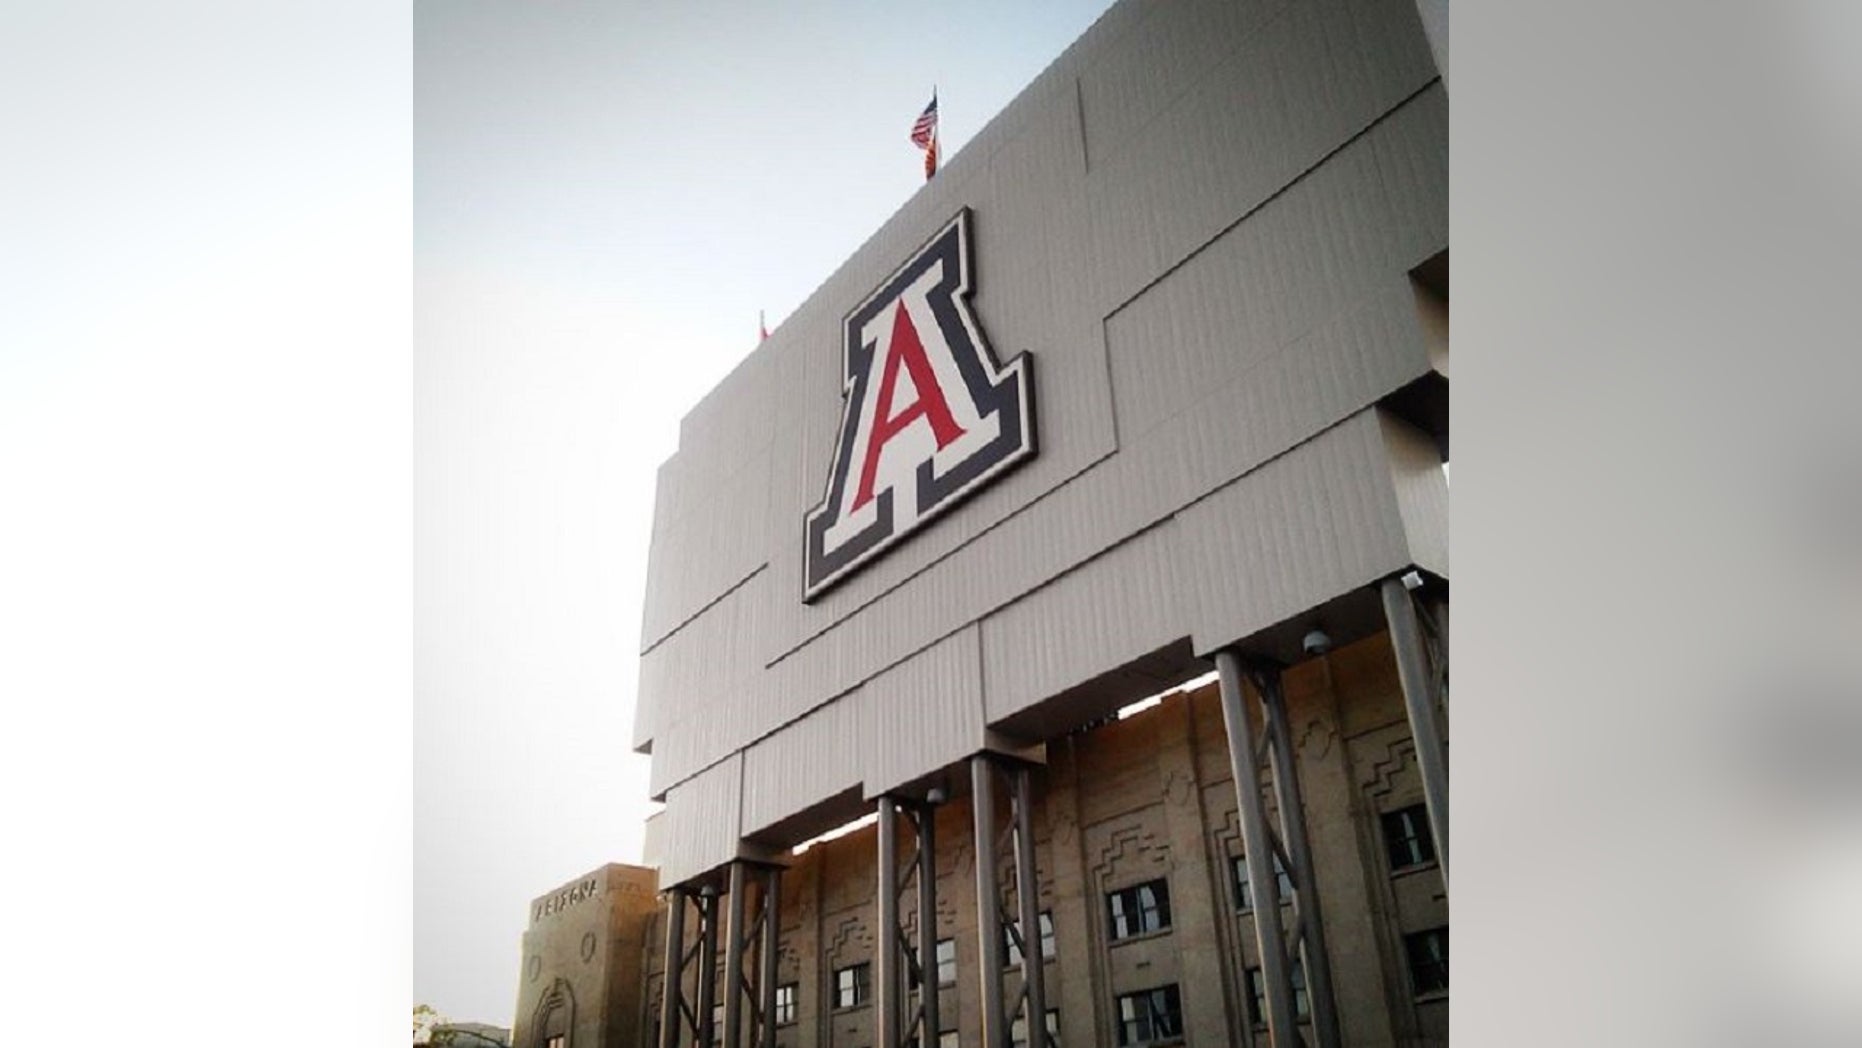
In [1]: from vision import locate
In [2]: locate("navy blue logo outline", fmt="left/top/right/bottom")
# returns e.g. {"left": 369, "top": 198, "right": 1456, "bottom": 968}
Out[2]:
{"left": 803, "top": 208, "right": 1035, "bottom": 602}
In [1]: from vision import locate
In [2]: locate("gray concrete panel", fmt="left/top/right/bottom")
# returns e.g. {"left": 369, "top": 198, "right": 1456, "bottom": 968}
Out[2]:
{"left": 1180, "top": 408, "right": 1438, "bottom": 657}
{"left": 656, "top": 755, "right": 744, "bottom": 888}
{"left": 857, "top": 625, "right": 987, "bottom": 799}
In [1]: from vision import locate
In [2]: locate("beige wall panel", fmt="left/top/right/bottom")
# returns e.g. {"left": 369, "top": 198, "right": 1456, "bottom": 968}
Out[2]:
{"left": 979, "top": 524, "right": 1187, "bottom": 724}
{"left": 1077, "top": 0, "right": 1286, "bottom": 168}
{"left": 1086, "top": 0, "right": 1437, "bottom": 314}
{"left": 857, "top": 625, "right": 987, "bottom": 798}
{"left": 655, "top": 755, "right": 743, "bottom": 887}
{"left": 739, "top": 692, "right": 862, "bottom": 837}
{"left": 1180, "top": 409, "right": 1415, "bottom": 656}
{"left": 1372, "top": 82, "right": 1450, "bottom": 274}
{"left": 639, "top": 346, "right": 778, "bottom": 647}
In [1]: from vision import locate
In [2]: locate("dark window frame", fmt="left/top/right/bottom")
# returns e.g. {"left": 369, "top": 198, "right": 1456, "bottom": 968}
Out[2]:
{"left": 1113, "top": 984, "right": 1183, "bottom": 1046}
{"left": 1405, "top": 926, "right": 1449, "bottom": 997}
{"left": 1106, "top": 878, "right": 1173, "bottom": 941}
{"left": 1381, "top": 804, "right": 1437, "bottom": 872}
{"left": 774, "top": 982, "right": 799, "bottom": 1026}
{"left": 833, "top": 961, "right": 871, "bottom": 1011}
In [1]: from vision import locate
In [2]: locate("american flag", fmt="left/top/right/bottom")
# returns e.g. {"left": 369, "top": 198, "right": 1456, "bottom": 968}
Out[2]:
{"left": 910, "top": 94, "right": 938, "bottom": 149}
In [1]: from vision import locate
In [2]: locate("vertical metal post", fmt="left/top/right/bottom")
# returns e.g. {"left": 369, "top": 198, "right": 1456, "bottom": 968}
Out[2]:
{"left": 1011, "top": 766, "right": 1046, "bottom": 1047}
{"left": 758, "top": 868, "right": 781, "bottom": 1048}
{"left": 916, "top": 800, "right": 940, "bottom": 1047}
{"left": 1216, "top": 649, "right": 1299, "bottom": 1047}
{"left": 877, "top": 796, "right": 903, "bottom": 1048}
{"left": 1380, "top": 576, "right": 1449, "bottom": 890}
{"left": 971, "top": 757, "right": 1008, "bottom": 1048}
{"left": 660, "top": 888, "right": 687, "bottom": 1048}
{"left": 723, "top": 863, "right": 749, "bottom": 1048}
{"left": 695, "top": 886, "right": 720, "bottom": 1048}
{"left": 1258, "top": 667, "right": 1341, "bottom": 1048}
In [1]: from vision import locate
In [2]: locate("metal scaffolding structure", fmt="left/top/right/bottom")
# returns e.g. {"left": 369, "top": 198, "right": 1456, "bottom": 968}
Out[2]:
{"left": 875, "top": 791, "right": 944, "bottom": 1048}
{"left": 659, "top": 864, "right": 782, "bottom": 1048}
{"left": 1214, "top": 651, "right": 1342, "bottom": 1048}
{"left": 970, "top": 755, "right": 1049, "bottom": 1048}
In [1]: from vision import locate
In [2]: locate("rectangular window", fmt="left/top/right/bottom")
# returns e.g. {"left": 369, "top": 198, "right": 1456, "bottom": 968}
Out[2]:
{"left": 936, "top": 938, "right": 957, "bottom": 985}
{"left": 938, "top": 1033, "right": 960, "bottom": 1048}
{"left": 1381, "top": 804, "right": 1436, "bottom": 870}
{"left": 1003, "top": 911, "right": 1056, "bottom": 966}
{"left": 1010, "top": 1007, "right": 1060, "bottom": 1048}
{"left": 775, "top": 982, "right": 798, "bottom": 1025}
{"left": 1245, "top": 962, "right": 1312, "bottom": 1026}
{"left": 1405, "top": 926, "right": 1449, "bottom": 996}
{"left": 545, "top": 1037, "right": 565, "bottom": 1048}
{"left": 834, "top": 962, "right": 871, "bottom": 1010}
{"left": 1230, "top": 854, "right": 1294, "bottom": 912}
{"left": 1113, "top": 985, "right": 1182, "bottom": 1046}
{"left": 1106, "top": 879, "right": 1172, "bottom": 941}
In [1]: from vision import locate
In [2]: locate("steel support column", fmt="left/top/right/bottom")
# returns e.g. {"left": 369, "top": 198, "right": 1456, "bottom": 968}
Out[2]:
{"left": 1252, "top": 664, "right": 1342, "bottom": 1048}
{"left": 877, "top": 796, "right": 904, "bottom": 1048}
{"left": 912, "top": 796, "right": 940, "bottom": 1046}
{"left": 695, "top": 886, "right": 720, "bottom": 1048}
{"left": 658, "top": 887, "right": 688, "bottom": 1048}
{"left": 1216, "top": 651, "right": 1301, "bottom": 1047}
{"left": 971, "top": 755, "right": 1048, "bottom": 1048}
{"left": 971, "top": 758, "right": 1008, "bottom": 1048}
{"left": 1380, "top": 575, "right": 1449, "bottom": 890}
{"left": 878, "top": 792, "right": 944, "bottom": 1048}
{"left": 757, "top": 867, "right": 781, "bottom": 1048}
{"left": 1011, "top": 766, "right": 1047, "bottom": 1046}
{"left": 722, "top": 864, "right": 748, "bottom": 1046}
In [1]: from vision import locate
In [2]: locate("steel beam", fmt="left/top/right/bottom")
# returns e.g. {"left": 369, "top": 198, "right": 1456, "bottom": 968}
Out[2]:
{"left": 1011, "top": 765, "right": 1048, "bottom": 1047}
{"left": 695, "top": 886, "right": 720, "bottom": 1048}
{"left": 1216, "top": 650, "right": 1300, "bottom": 1047}
{"left": 1254, "top": 665, "right": 1341, "bottom": 1048}
{"left": 757, "top": 867, "right": 781, "bottom": 1048}
{"left": 914, "top": 799, "right": 940, "bottom": 1046}
{"left": 971, "top": 757, "right": 1008, "bottom": 1048}
{"left": 877, "top": 796, "right": 903, "bottom": 1048}
{"left": 723, "top": 863, "right": 748, "bottom": 1047}
{"left": 1381, "top": 576, "right": 1449, "bottom": 891}
{"left": 659, "top": 887, "right": 688, "bottom": 1048}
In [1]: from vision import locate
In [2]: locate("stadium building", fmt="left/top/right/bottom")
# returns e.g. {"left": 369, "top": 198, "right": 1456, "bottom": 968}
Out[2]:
{"left": 536, "top": 1, "right": 1451, "bottom": 1045}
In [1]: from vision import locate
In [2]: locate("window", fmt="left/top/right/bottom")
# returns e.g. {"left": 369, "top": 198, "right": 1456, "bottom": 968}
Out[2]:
{"left": 545, "top": 1038, "right": 565, "bottom": 1048}
{"left": 1381, "top": 805, "right": 1436, "bottom": 870}
{"left": 936, "top": 938, "right": 957, "bottom": 985}
{"left": 1114, "top": 985, "right": 1182, "bottom": 1045}
{"left": 1245, "top": 962, "right": 1311, "bottom": 1027}
{"left": 1003, "top": 911, "right": 1056, "bottom": 966}
{"left": 775, "top": 982, "right": 798, "bottom": 1025}
{"left": 834, "top": 962, "right": 871, "bottom": 1010}
{"left": 937, "top": 1033, "right": 960, "bottom": 1048}
{"left": 1230, "top": 854, "right": 1294, "bottom": 912}
{"left": 1405, "top": 926, "right": 1448, "bottom": 996}
{"left": 1010, "top": 1008, "right": 1060, "bottom": 1048}
{"left": 1106, "top": 879, "right": 1172, "bottom": 940}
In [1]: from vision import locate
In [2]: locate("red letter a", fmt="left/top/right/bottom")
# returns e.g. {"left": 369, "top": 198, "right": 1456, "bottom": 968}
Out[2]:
{"left": 852, "top": 303, "right": 967, "bottom": 511}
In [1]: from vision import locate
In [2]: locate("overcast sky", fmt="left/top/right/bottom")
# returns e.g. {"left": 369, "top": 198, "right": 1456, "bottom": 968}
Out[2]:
{"left": 413, "top": 0, "right": 1116, "bottom": 1026}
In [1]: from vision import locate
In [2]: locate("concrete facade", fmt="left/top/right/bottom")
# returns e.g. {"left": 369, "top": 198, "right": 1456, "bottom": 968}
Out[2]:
{"left": 632, "top": 631, "right": 1445, "bottom": 1047}
{"left": 513, "top": 865, "right": 663, "bottom": 1048}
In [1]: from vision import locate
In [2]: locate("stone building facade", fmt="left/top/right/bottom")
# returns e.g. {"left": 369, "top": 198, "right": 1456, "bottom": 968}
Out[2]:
{"left": 625, "top": 630, "right": 1445, "bottom": 1047}
{"left": 514, "top": 864, "right": 663, "bottom": 1048}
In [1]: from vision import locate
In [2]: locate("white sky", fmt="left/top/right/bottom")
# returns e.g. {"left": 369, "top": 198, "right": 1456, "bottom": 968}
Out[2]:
{"left": 414, "top": 0, "right": 1115, "bottom": 1027}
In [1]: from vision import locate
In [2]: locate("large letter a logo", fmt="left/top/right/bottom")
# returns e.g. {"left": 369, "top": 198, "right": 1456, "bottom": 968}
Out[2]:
{"left": 804, "top": 209, "right": 1035, "bottom": 601}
